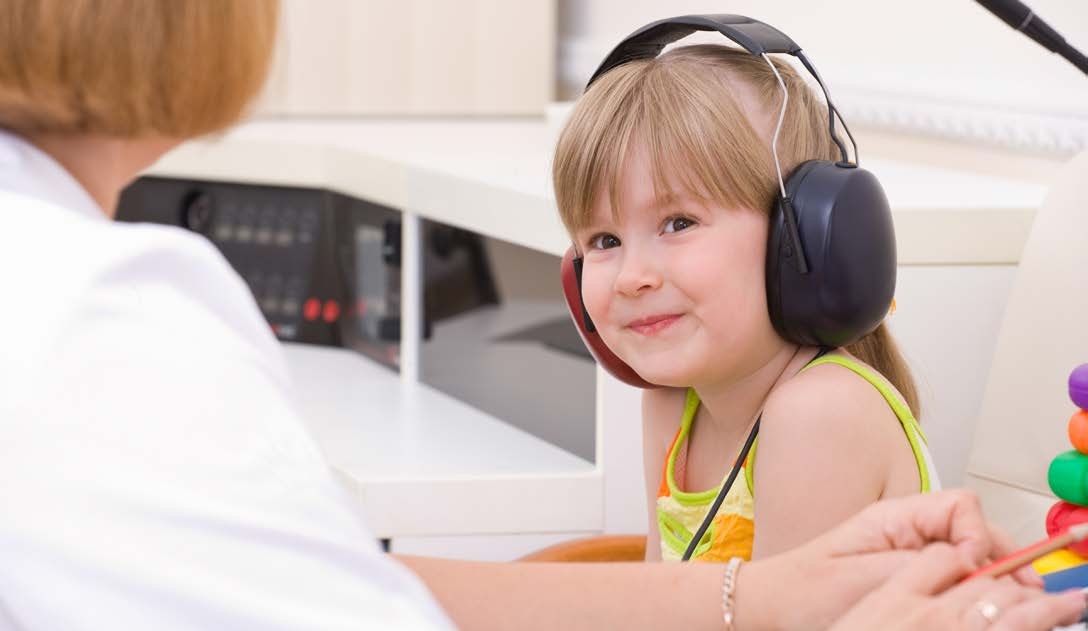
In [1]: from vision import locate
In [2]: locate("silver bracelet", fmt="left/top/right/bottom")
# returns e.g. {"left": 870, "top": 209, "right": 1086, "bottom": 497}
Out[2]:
{"left": 721, "top": 556, "right": 743, "bottom": 630}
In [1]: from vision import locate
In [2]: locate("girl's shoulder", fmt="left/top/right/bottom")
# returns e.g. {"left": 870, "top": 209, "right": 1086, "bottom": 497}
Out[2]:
{"left": 763, "top": 350, "right": 903, "bottom": 441}
{"left": 749, "top": 352, "right": 919, "bottom": 556}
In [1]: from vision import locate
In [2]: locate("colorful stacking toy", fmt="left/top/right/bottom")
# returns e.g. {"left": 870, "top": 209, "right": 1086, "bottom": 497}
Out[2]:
{"left": 1035, "top": 364, "right": 1088, "bottom": 590}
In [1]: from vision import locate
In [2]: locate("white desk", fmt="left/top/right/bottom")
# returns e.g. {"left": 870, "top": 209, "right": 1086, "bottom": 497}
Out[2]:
{"left": 284, "top": 343, "right": 597, "bottom": 539}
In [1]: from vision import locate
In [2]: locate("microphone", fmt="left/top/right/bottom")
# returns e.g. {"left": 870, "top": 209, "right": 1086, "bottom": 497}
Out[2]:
{"left": 974, "top": 0, "right": 1088, "bottom": 75}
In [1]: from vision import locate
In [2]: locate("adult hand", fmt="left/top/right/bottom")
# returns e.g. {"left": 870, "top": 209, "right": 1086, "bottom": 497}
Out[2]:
{"left": 830, "top": 544, "right": 1085, "bottom": 630}
{"left": 734, "top": 490, "right": 1074, "bottom": 630}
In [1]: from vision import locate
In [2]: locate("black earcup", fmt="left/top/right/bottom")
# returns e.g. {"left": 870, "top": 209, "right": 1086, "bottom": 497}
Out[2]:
{"left": 766, "top": 160, "right": 896, "bottom": 347}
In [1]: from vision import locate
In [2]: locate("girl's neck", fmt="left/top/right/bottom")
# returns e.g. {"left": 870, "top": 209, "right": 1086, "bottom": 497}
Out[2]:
{"left": 692, "top": 343, "right": 819, "bottom": 434}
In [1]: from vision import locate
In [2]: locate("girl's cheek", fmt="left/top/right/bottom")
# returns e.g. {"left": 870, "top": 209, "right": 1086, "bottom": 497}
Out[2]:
{"left": 583, "top": 282, "right": 623, "bottom": 351}
{"left": 581, "top": 269, "right": 612, "bottom": 327}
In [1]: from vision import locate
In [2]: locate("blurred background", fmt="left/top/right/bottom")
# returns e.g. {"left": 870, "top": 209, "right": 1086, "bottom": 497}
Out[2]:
{"left": 258, "top": 0, "right": 1087, "bottom": 173}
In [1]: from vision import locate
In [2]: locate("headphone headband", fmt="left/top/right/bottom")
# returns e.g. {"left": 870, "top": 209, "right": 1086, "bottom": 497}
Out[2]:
{"left": 584, "top": 14, "right": 856, "bottom": 170}
{"left": 587, "top": 15, "right": 801, "bottom": 88}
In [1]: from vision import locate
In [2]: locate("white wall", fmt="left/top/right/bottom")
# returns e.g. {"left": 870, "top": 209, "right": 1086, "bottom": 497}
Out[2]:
{"left": 557, "top": 1, "right": 1088, "bottom": 156}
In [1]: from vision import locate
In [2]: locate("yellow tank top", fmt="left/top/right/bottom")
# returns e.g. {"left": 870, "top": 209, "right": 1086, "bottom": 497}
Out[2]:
{"left": 655, "top": 353, "right": 939, "bottom": 562}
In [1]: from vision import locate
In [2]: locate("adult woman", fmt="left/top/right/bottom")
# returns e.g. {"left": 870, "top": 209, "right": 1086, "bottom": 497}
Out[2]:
{"left": 0, "top": 1, "right": 1080, "bottom": 629}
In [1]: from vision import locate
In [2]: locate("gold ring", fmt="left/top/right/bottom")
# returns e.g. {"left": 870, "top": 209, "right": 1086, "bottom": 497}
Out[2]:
{"left": 975, "top": 600, "right": 1001, "bottom": 624}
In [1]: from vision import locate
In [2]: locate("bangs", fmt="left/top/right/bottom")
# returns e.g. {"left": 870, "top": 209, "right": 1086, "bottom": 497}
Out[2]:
{"left": 553, "top": 50, "right": 777, "bottom": 235}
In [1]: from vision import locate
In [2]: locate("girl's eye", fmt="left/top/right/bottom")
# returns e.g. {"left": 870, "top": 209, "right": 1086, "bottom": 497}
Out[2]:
{"left": 591, "top": 233, "right": 621, "bottom": 250}
{"left": 663, "top": 216, "right": 696, "bottom": 234}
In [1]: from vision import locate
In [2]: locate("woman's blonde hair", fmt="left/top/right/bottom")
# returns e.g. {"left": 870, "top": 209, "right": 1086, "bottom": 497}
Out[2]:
{"left": 553, "top": 44, "right": 920, "bottom": 417}
{"left": 0, "top": 0, "right": 279, "bottom": 138}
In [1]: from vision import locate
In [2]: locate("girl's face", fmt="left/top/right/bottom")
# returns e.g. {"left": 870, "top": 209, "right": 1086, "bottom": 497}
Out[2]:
{"left": 573, "top": 144, "right": 783, "bottom": 388}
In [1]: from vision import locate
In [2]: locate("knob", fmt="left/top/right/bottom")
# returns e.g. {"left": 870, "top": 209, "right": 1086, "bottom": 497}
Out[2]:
{"left": 181, "top": 191, "right": 214, "bottom": 233}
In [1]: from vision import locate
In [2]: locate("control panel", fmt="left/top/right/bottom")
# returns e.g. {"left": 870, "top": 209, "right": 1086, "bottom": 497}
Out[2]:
{"left": 117, "top": 177, "right": 499, "bottom": 369}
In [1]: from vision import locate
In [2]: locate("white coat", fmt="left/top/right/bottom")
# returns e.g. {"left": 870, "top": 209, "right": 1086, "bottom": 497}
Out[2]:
{"left": 0, "top": 129, "right": 451, "bottom": 630}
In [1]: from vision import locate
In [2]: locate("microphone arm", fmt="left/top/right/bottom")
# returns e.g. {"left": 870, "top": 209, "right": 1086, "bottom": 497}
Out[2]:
{"left": 975, "top": 0, "right": 1088, "bottom": 76}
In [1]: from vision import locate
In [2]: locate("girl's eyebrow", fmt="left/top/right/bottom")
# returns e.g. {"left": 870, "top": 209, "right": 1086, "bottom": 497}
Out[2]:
{"left": 576, "top": 191, "right": 709, "bottom": 239}
{"left": 650, "top": 191, "right": 708, "bottom": 213}
{"left": 580, "top": 204, "right": 623, "bottom": 233}
{"left": 573, "top": 219, "right": 610, "bottom": 240}
{"left": 651, "top": 190, "right": 682, "bottom": 207}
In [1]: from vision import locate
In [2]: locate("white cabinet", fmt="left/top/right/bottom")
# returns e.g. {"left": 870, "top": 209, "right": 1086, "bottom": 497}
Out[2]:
{"left": 260, "top": 0, "right": 556, "bottom": 116}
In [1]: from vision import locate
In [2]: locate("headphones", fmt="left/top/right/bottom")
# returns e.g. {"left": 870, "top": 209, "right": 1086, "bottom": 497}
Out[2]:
{"left": 560, "top": 15, "right": 897, "bottom": 389}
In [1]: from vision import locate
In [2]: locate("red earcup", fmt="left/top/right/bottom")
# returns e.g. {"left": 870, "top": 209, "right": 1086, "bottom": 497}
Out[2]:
{"left": 561, "top": 247, "right": 658, "bottom": 389}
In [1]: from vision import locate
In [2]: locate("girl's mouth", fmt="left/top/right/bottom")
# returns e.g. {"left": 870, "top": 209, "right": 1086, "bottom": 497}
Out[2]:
{"left": 627, "top": 314, "right": 682, "bottom": 336}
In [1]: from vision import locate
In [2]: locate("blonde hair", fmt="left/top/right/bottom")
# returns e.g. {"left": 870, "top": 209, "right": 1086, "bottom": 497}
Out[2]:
{"left": 0, "top": 0, "right": 279, "bottom": 138}
{"left": 553, "top": 44, "right": 920, "bottom": 417}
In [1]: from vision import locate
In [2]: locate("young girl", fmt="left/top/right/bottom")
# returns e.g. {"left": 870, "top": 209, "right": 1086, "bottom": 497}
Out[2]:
{"left": 553, "top": 43, "right": 940, "bottom": 563}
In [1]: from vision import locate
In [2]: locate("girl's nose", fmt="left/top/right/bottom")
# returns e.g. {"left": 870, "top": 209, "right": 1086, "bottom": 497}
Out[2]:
{"left": 613, "top": 252, "right": 662, "bottom": 297}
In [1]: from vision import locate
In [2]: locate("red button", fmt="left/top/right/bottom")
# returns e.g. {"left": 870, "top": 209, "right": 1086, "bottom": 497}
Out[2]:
{"left": 303, "top": 298, "right": 321, "bottom": 321}
{"left": 322, "top": 300, "right": 341, "bottom": 323}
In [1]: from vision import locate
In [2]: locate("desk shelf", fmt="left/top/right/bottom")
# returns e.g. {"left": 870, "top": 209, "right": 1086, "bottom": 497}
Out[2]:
{"left": 285, "top": 344, "right": 599, "bottom": 538}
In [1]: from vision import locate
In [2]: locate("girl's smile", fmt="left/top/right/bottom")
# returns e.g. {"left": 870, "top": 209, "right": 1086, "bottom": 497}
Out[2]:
{"left": 626, "top": 313, "right": 684, "bottom": 336}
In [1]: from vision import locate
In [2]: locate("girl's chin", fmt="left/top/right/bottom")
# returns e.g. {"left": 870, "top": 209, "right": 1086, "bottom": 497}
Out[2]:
{"left": 602, "top": 337, "right": 702, "bottom": 386}
{"left": 628, "top": 362, "right": 696, "bottom": 388}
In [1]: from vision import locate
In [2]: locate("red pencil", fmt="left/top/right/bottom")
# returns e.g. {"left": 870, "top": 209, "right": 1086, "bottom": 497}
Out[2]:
{"left": 965, "top": 523, "right": 1088, "bottom": 581}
